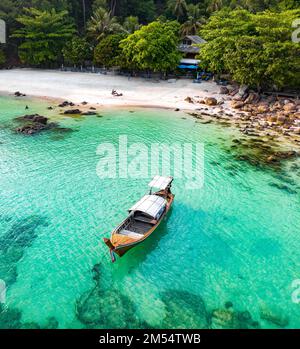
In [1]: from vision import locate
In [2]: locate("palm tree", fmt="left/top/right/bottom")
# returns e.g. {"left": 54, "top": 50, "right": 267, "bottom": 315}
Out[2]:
{"left": 87, "top": 8, "right": 124, "bottom": 41}
{"left": 180, "top": 4, "right": 206, "bottom": 36}
{"left": 207, "top": 0, "right": 224, "bottom": 13}
{"left": 123, "top": 16, "right": 140, "bottom": 34}
{"left": 167, "top": 0, "right": 188, "bottom": 22}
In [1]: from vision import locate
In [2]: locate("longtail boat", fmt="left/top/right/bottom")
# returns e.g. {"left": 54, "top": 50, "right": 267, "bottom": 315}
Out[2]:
{"left": 103, "top": 176, "right": 174, "bottom": 262}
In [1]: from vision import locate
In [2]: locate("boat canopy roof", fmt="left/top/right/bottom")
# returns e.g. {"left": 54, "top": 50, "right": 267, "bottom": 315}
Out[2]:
{"left": 148, "top": 175, "right": 173, "bottom": 190}
{"left": 129, "top": 195, "right": 166, "bottom": 219}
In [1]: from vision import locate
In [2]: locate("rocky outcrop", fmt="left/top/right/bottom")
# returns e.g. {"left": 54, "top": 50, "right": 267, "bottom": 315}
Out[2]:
{"left": 15, "top": 114, "right": 57, "bottom": 135}
{"left": 14, "top": 91, "right": 26, "bottom": 97}
{"left": 63, "top": 109, "right": 82, "bottom": 115}
{"left": 58, "top": 101, "right": 75, "bottom": 108}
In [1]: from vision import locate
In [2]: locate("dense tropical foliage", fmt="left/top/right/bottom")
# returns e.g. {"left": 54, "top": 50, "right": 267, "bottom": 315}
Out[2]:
{"left": 120, "top": 21, "right": 181, "bottom": 73}
{"left": 0, "top": 0, "right": 299, "bottom": 89}
{"left": 93, "top": 33, "right": 126, "bottom": 66}
{"left": 198, "top": 8, "right": 300, "bottom": 89}
{"left": 12, "top": 8, "right": 75, "bottom": 66}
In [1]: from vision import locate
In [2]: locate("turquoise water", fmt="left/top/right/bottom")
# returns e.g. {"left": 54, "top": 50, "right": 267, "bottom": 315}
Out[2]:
{"left": 0, "top": 95, "right": 300, "bottom": 329}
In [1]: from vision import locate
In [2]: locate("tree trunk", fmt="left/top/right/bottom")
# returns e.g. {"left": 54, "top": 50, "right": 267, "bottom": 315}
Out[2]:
{"left": 82, "top": 0, "right": 86, "bottom": 29}
{"left": 110, "top": 0, "right": 117, "bottom": 16}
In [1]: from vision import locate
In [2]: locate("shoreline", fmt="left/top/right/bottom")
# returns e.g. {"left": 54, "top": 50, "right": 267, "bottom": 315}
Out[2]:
{"left": 0, "top": 68, "right": 300, "bottom": 152}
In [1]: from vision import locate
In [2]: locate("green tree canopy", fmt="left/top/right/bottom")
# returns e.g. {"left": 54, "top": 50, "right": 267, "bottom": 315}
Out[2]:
{"left": 123, "top": 16, "right": 140, "bottom": 34}
{"left": 167, "top": 0, "right": 188, "bottom": 22}
{"left": 93, "top": 33, "right": 126, "bottom": 67}
{"left": 180, "top": 4, "right": 206, "bottom": 36}
{"left": 0, "top": 49, "right": 5, "bottom": 65}
{"left": 62, "top": 36, "right": 91, "bottom": 65}
{"left": 12, "top": 7, "right": 75, "bottom": 66}
{"left": 198, "top": 8, "right": 300, "bottom": 89}
{"left": 87, "top": 7, "right": 124, "bottom": 41}
{"left": 120, "top": 20, "right": 181, "bottom": 73}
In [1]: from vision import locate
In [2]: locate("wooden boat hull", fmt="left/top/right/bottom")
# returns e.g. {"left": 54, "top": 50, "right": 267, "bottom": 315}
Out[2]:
{"left": 103, "top": 191, "right": 174, "bottom": 261}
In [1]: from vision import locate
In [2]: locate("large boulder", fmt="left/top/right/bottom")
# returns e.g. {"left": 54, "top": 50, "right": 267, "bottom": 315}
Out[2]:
{"left": 244, "top": 92, "right": 260, "bottom": 104}
{"left": 205, "top": 97, "right": 218, "bottom": 106}
{"left": 283, "top": 103, "right": 296, "bottom": 113}
{"left": 231, "top": 101, "right": 244, "bottom": 109}
{"left": 219, "top": 86, "right": 229, "bottom": 95}
{"left": 257, "top": 104, "right": 269, "bottom": 113}
{"left": 277, "top": 115, "right": 287, "bottom": 124}
{"left": 185, "top": 96, "right": 194, "bottom": 104}
{"left": 14, "top": 91, "right": 26, "bottom": 97}
{"left": 63, "top": 109, "right": 82, "bottom": 115}
{"left": 58, "top": 101, "right": 75, "bottom": 107}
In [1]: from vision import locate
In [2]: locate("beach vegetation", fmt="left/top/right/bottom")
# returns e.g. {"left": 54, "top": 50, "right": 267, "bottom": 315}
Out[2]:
{"left": 198, "top": 8, "right": 300, "bottom": 89}
{"left": 0, "top": 49, "right": 5, "bottom": 65}
{"left": 120, "top": 20, "right": 181, "bottom": 75}
{"left": 0, "top": 0, "right": 299, "bottom": 91}
{"left": 180, "top": 4, "right": 206, "bottom": 36}
{"left": 12, "top": 7, "right": 75, "bottom": 66}
{"left": 62, "top": 35, "right": 92, "bottom": 66}
{"left": 87, "top": 7, "right": 124, "bottom": 41}
{"left": 93, "top": 33, "right": 126, "bottom": 67}
{"left": 123, "top": 16, "right": 140, "bottom": 33}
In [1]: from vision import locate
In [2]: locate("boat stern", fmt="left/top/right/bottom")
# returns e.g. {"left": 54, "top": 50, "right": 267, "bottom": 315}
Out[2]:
{"left": 103, "top": 238, "right": 117, "bottom": 262}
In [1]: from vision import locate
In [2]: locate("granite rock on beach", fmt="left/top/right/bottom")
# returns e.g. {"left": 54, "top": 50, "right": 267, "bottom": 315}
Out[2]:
{"left": 184, "top": 85, "right": 300, "bottom": 146}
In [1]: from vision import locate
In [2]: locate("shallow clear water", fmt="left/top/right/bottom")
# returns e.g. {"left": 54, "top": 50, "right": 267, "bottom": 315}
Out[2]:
{"left": 0, "top": 95, "right": 300, "bottom": 329}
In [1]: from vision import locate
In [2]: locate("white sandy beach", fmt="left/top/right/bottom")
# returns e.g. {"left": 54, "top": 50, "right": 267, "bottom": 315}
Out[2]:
{"left": 0, "top": 68, "right": 224, "bottom": 110}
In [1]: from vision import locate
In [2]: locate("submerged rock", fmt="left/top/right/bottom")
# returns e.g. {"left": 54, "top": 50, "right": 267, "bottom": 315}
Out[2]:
{"left": 259, "top": 305, "right": 289, "bottom": 328}
{"left": 0, "top": 304, "right": 22, "bottom": 329}
{"left": 14, "top": 114, "right": 57, "bottom": 135}
{"left": 210, "top": 303, "right": 260, "bottom": 329}
{"left": 76, "top": 287, "right": 140, "bottom": 329}
{"left": 269, "top": 182, "right": 297, "bottom": 194}
{"left": 21, "top": 322, "right": 41, "bottom": 329}
{"left": 76, "top": 264, "right": 142, "bottom": 329}
{"left": 0, "top": 215, "right": 48, "bottom": 286}
{"left": 82, "top": 111, "right": 97, "bottom": 116}
{"left": 43, "top": 316, "right": 59, "bottom": 329}
{"left": 211, "top": 309, "right": 237, "bottom": 329}
{"left": 161, "top": 290, "right": 209, "bottom": 329}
